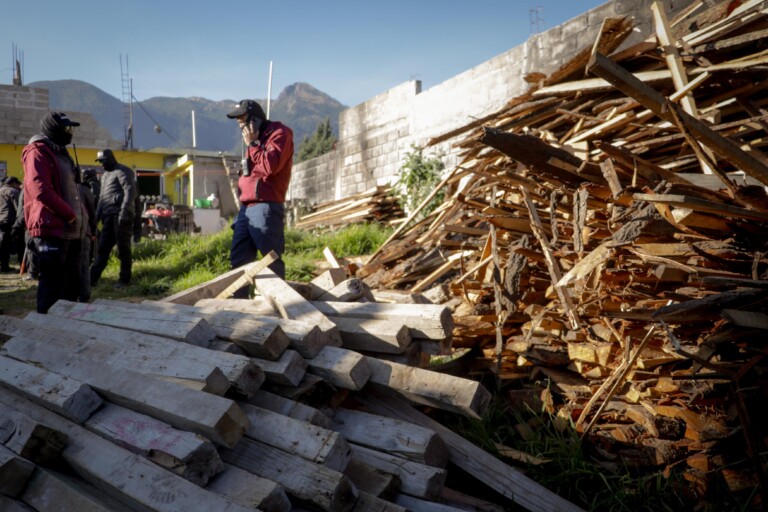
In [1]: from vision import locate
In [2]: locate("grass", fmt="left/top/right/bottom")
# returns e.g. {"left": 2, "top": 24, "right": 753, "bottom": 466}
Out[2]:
{"left": 0, "top": 222, "right": 394, "bottom": 314}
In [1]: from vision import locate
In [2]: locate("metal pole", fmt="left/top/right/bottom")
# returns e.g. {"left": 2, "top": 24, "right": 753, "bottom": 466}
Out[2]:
{"left": 266, "top": 60, "right": 273, "bottom": 119}
{"left": 191, "top": 110, "right": 197, "bottom": 149}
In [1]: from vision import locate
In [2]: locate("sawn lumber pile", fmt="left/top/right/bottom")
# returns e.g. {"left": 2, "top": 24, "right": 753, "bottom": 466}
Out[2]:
{"left": 294, "top": 185, "right": 405, "bottom": 230}
{"left": 357, "top": 0, "right": 768, "bottom": 505}
{"left": 0, "top": 258, "right": 583, "bottom": 512}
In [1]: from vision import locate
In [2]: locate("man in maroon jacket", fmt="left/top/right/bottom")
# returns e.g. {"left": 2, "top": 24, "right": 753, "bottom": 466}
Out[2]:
{"left": 21, "top": 112, "right": 87, "bottom": 313}
{"left": 226, "top": 99, "right": 293, "bottom": 294}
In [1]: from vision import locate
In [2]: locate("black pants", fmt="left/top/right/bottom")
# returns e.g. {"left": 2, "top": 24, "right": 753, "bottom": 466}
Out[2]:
{"left": 90, "top": 215, "right": 133, "bottom": 285}
{"left": 0, "top": 224, "right": 12, "bottom": 270}
{"left": 31, "top": 236, "right": 81, "bottom": 314}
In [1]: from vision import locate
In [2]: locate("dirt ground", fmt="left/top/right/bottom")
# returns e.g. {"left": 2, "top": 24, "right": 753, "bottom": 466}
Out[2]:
{"left": 0, "top": 266, "right": 38, "bottom": 317}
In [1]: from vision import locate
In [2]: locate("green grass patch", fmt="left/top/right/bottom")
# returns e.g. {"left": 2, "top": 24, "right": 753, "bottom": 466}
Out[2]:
{"left": 91, "top": 222, "right": 393, "bottom": 299}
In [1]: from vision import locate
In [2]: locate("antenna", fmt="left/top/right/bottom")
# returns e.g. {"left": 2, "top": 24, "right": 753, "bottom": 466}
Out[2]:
{"left": 120, "top": 54, "right": 133, "bottom": 149}
{"left": 530, "top": 6, "right": 544, "bottom": 35}
{"left": 12, "top": 43, "right": 23, "bottom": 86}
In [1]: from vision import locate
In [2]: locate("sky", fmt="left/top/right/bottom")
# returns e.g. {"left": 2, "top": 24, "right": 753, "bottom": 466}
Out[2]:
{"left": 3, "top": 0, "right": 608, "bottom": 108}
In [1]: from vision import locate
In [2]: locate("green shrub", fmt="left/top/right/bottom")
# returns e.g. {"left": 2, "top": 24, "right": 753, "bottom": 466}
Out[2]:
{"left": 394, "top": 146, "right": 445, "bottom": 221}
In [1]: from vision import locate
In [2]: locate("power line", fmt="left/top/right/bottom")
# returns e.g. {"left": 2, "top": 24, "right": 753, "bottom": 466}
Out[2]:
{"left": 130, "top": 93, "right": 184, "bottom": 148}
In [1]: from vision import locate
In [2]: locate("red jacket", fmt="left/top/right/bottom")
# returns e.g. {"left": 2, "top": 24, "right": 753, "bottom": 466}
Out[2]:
{"left": 21, "top": 137, "right": 79, "bottom": 238}
{"left": 238, "top": 121, "right": 294, "bottom": 205}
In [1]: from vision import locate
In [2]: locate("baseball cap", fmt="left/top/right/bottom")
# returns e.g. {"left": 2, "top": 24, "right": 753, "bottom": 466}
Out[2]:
{"left": 95, "top": 149, "right": 115, "bottom": 162}
{"left": 226, "top": 99, "right": 264, "bottom": 119}
{"left": 47, "top": 112, "right": 80, "bottom": 127}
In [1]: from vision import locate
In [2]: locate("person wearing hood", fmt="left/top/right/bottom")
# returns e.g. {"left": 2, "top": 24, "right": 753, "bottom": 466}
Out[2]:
{"left": 21, "top": 111, "right": 87, "bottom": 313}
{"left": 0, "top": 176, "right": 21, "bottom": 272}
{"left": 89, "top": 149, "right": 137, "bottom": 289}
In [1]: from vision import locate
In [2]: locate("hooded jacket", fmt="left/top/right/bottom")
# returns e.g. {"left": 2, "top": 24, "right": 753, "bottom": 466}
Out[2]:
{"left": 21, "top": 136, "right": 85, "bottom": 239}
{"left": 237, "top": 121, "right": 294, "bottom": 205}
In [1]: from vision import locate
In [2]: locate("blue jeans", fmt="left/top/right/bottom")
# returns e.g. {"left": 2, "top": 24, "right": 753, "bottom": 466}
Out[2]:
{"left": 230, "top": 203, "right": 285, "bottom": 294}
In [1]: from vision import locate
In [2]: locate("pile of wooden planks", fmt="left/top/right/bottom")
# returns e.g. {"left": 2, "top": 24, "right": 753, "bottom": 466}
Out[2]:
{"left": 357, "top": 0, "right": 768, "bottom": 505}
{"left": 294, "top": 185, "right": 405, "bottom": 230}
{"left": 0, "top": 257, "right": 585, "bottom": 512}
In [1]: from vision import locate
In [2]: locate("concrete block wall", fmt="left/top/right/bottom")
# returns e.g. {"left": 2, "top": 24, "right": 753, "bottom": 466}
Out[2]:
{"left": 290, "top": 0, "right": 699, "bottom": 206}
{"left": 0, "top": 84, "right": 119, "bottom": 149}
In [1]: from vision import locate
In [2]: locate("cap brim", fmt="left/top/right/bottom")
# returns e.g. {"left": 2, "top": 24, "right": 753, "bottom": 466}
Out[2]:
{"left": 65, "top": 121, "right": 81, "bottom": 127}
{"left": 226, "top": 106, "right": 249, "bottom": 118}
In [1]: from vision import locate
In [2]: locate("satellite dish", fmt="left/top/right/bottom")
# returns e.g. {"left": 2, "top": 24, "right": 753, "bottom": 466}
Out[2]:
{"left": 154, "top": 125, "right": 162, "bottom": 134}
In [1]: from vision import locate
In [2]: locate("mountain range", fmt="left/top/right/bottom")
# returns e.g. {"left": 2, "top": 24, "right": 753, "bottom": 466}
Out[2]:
{"left": 28, "top": 80, "right": 346, "bottom": 154}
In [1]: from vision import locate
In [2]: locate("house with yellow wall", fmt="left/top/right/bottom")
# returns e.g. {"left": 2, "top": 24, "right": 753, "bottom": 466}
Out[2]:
{"left": 0, "top": 83, "right": 239, "bottom": 228}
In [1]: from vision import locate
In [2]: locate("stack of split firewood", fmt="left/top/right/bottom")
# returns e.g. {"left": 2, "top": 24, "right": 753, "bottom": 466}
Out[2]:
{"left": 294, "top": 186, "right": 405, "bottom": 231}
{"left": 357, "top": 0, "right": 768, "bottom": 505}
{"left": 0, "top": 252, "right": 586, "bottom": 512}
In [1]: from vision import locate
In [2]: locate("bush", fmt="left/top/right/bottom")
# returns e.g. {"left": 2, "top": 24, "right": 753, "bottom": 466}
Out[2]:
{"left": 394, "top": 146, "right": 445, "bottom": 221}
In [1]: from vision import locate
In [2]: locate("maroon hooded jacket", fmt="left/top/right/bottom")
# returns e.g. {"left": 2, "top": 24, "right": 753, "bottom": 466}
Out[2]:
{"left": 21, "top": 136, "right": 84, "bottom": 239}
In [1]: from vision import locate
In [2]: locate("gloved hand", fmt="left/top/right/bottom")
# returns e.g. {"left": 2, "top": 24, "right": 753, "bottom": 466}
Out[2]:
{"left": 118, "top": 213, "right": 131, "bottom": 226}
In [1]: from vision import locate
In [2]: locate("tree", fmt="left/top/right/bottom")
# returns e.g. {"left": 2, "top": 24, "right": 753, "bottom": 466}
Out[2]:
{"left": 296, "top": 117, "right": 336, "bottom": 162}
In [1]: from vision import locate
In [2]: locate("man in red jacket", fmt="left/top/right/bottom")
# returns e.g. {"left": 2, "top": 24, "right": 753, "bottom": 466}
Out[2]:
{"left": 226, "top": 99, "right": 293, "bottom": 294}
{"left": 22, "top": 112, "right": 87, "bottom": 313}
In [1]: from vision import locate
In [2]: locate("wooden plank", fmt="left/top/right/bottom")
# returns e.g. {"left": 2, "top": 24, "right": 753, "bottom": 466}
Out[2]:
{"left": 112, "top": 298, "right": 290, "bottom": 360}
{"left": 3, "top": 313, "right": 263, "bottom": 397}
{"left": 48, "top": 300, "right": 216, "bottom": 347}
{"left": 365, "top": 359, "right": 491, "bottom": 420}
{"left": 254, "top": 267, "right": 342, "bottom": 343}
{"left": 85, "top": 403, "right": 224, "bottom": 486}
{"left": 0, "top": 355, "right": 102, "bottom": 424}
{"left": 333, "top": 408, "right": 448, "bottom": 468}
{"left": 162, "top": 259, "right": 262, "bottom": 305}
{"left": 0, "top": 495, "right": 36, "bottom": 512}
{"left": 349, "top": 443, "right": 446, "bottom": 500}
{"left": 310, "top": 268, "right": 349, "bottom": 298}
{"left": 394, "top": 494, "right": 471, "bottom": 512}
{"left": 309, "top": 301, "right": 454, "bottom": 341}
{"left": 215, "top": 250, "right": 278, "bottom": 299}
{"left": 316, "top": 278, "right": 375, "bottom": 302}
{"left": 633, "top": 193, "right": 768, "bottom": 222}
{"left": 245, "top": 390, "right": 332, "bottom": 428}
{"left": 20, "top": 469, "right": 132, "bottom": 512}
{"left": 207, "top": 463, "right": 291, "bottom": 512}
{"left": 240, "top": 403, "right": 350, "bottom": 471}
{"left": 307, "top": 346, "right": 371, "bottom": 391}
{"left": 331, "top": 316, "right": 412, "bottom": 354}
{"left": 343, "top": 458, "right": 400, "bottom": 499}
{"left": 0, "top": 388, "right": 255, "bottom": 512}
{"left": 158, "top": 299, "right": 331, "bottom": 359}
{"left": 0, "top": 444, "right": 35, "bottom": 497}
{"left": 352, "top": 491, "right": 410, "bottom": 512}
{"left": 250, "top": 350, "right": 307, "bottom": 387}
{"left": 587, "top": 51, "right": 768, "bottom": 186}
{"left": 2, "top": 336, "right": 248, "bottom": 448}
{"left": 721, "top": 309, "right": 768, "bottom": 329}
{"left": 360, "top": 387, "right": 586, "bottom": 512}
{"left": 0, "top": 406, "right": 67, "bottom": 466}
{"left": 220, "top": 438, "right": 358, "bottom": 512}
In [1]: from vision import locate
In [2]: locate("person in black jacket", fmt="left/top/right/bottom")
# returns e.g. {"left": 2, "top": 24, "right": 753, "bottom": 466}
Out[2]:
{"left": 89, "top": 149, "right": 137, "bottom": 289}
{"left": 78, "top": 182, "right": 97, "bottom": 301}
{"left": 0, "top": 176, "right": 21, "bottom": 272}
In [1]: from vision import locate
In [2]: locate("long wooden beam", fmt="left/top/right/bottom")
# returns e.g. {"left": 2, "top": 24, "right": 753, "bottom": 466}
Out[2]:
{"left": 586, "top": 51, "right": 768, "bottom": 186}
